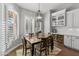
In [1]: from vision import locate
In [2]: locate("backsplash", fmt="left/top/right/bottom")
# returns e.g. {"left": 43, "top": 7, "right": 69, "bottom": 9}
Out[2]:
{"left": 56, "top": 27, "right": 79, "bottom": 36}
{"left": 52, "top": 27, "right": 57, "bottom": 33}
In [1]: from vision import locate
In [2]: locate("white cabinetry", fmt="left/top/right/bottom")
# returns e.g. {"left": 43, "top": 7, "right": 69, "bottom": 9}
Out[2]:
{"left": 72, "top": 36, "right": 79, "bottom": 50}
{"left": 73, "top": 10, "right": 79, "bottom": 27}
{"left": 67, "top": 9, "right": 79, "bottom": 28}
{"left": 64, "top": 35, "right": 72, "bottom": 48}
{"left": 51, "top": 9, "right": 66, "bottom": 26}
{"left": 66, "top": 12, "right": 73, "bottom": 27}
{"left": 64, "top": 35, "right": 79, "bottom": 50}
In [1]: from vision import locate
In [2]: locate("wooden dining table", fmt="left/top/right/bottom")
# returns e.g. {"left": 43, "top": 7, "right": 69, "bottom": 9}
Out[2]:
{"left": 24, "top": 34, "right": 52, "bottom": 56}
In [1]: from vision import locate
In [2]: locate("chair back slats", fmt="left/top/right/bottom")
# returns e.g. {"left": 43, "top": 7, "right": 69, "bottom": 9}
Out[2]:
{"left": 40, "top": 37, "right": 49, "bottom": 49}
{"left": 48, "top": 34, "right": 54, "bottom": 52}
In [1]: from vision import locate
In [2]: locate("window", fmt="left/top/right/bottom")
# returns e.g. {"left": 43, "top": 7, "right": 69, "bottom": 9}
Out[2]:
{"left": 6, "top": 10, "right": 19, "bottom": 48}
{"left": 25, "top": 16, "right": 35, "bottom": 34}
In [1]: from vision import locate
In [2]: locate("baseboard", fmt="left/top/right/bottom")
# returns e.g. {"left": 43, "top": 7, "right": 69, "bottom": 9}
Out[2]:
{"left": 4, "top": 43, "right": 22, "bottom": 56}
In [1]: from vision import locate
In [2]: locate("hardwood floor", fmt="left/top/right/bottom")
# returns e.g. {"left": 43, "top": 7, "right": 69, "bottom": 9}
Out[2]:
{"left": 58, "top": 46, "right": 79, "bottom": 56}
{"left": 6, "top": 42, "right": 79, "bottom": 56}
{"left": 55, "top": 42, "right": 79, "bottom": 56}
{"left": 6, "top": 45, "right": 23, "bottom": 56}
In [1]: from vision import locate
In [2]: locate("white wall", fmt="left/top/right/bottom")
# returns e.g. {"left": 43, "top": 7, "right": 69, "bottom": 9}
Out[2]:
{"left": 44, "top": 11, "right": 50, "bottom": 34}
{"left": 19, "top": 8, "right": 36, "bottom": 35}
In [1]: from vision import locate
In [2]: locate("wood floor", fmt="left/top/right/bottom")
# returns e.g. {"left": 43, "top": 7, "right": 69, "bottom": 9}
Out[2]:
{"left": 55, "top": 42, "right": 79, "bottom": 56}
{"left": 6, "top": 42, "right": 79, "bottom": 56}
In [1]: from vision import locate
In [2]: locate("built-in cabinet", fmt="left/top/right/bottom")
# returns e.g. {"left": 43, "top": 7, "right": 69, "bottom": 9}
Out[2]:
{"left": 72, "top": 36, "right": 79, "bottom": 50}
{"left": 64, "top": 35, "right": 79, "bottom": 50}
{"left": 64, "top": 35, "right": 72, "bottom": 48}
{"left": 66, "top": 12, "right": 73, "bottom": 27}
{"left": 51, "top": 9, "right": 66, "bottom": 26}
{"left": 51, "top": 8, "right": 79, "bottom": 28}
{"left": 50, "top": 8, "right": 79, "bottom": 51}
{"left": 73, "top": 10, "right": 79, "bottom": 27}
{"left": 67, "top": 9, "right": 79, "bottom": 28}
{"left": 64, "top": 9, "right": 79, "bottom": 51}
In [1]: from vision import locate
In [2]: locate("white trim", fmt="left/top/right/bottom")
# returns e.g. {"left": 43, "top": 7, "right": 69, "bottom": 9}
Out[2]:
{"left": 4, "top": 43, "right": 22, "bottom": 56}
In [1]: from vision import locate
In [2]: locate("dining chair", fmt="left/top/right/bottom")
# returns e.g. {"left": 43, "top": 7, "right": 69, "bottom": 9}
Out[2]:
{"left": 22, "top": 36, "right": 32, "bottom": 56}
{"left": 48, "top": 35, "right": 54, "bottom": 52}
{"left": 34, "top": 37, "right": 49, "bottom": 56}
{"left": 36, "top": 31, "right": 43, "bottom": 39}
{"left": 29, "top": 33, "right": 34, "bottom": 37}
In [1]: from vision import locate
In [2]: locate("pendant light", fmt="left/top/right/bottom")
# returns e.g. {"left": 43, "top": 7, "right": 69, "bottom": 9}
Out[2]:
{"left": 36, "top": 3, "right": 42, "bottom": 20}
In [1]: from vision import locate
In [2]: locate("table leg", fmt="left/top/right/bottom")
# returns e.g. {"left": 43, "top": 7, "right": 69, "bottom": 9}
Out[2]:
{"left": 51, "top": 40, "right": 54, "bottom": 52}
{"left": 31, "top": 44, "right": 34, "bottom": 56}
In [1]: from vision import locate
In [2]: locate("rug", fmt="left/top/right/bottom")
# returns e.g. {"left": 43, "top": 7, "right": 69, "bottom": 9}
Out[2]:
{"left": 16, "top": 46, "right": 62, "bottom": 56}
{"left": 48, "top": 46, "right": 62, "bottom": 56}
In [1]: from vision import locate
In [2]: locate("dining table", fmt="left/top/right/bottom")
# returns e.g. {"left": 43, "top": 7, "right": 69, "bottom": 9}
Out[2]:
{"left": 24, "top": 34, "right": 53, "bottom": 56}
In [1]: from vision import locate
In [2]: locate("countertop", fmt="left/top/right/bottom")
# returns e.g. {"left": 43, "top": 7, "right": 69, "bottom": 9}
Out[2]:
{"left": 53, "top": 28, "right": 79, "bottom": 36}
{"left": 53, "top": 33, "right": 79, "bottom": 36}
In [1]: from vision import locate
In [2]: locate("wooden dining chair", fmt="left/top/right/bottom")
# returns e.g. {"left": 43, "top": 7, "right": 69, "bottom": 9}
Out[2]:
{"left": 48, "top": 35, "right": 54, "bottom": 52}
{"left": 34, "top": 37, "right": 49, "bottom": 56}
{"left": 29, "top": 33, "right": 34, "bottom": 37}
{"left": 22, "top": 36, "right": 32, "bottom": 56}
{"left": 36, "top": 32, "right": 43, "bottom": 39}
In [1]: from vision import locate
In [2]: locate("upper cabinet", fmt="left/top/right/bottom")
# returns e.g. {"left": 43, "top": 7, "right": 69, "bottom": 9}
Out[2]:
{"left": 66, "top": 12, "right": 73, "bottom": 27}
{"left": 73, "top": 9, "right": 79, "bottom": 27}
{"left": 67, "top": 8, "right": 79, "bottom": 28}
{"left": 51, "top": 8, "right": 79, "bottom": 28}
{"left": 51, "top": 9, "right": 66, "bottom": 26}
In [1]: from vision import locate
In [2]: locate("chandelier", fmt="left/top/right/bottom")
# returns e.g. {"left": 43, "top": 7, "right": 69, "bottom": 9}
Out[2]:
{"left": 36, "top": 3, "right": 42, "bottom": 20}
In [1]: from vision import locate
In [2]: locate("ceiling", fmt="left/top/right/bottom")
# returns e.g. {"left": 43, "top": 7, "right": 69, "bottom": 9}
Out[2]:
{"left": 16, "top": 3, "right": 79, "bottom": 14}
